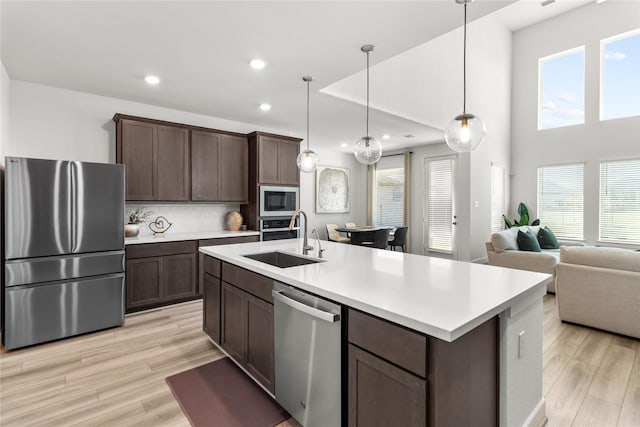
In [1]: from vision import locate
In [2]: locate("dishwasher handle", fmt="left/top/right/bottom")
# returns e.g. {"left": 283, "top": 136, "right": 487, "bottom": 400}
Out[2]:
{"left": 272, "top": 290, "right": 340, "bottom": 323}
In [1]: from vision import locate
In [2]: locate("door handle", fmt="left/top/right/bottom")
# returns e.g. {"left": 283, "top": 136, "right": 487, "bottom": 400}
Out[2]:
{"left": 272, "top": 290, "right": 340, "bottom": 323}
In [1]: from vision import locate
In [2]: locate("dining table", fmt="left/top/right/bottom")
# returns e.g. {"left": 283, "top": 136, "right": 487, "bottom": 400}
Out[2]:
{"left": 335, "top": 226, "right": 395, "bottom": 244}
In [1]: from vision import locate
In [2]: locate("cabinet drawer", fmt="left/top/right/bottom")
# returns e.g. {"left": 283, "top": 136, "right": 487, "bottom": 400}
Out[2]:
{"left": 202, "top": 256, "right": 221, "bottom": 278}
{"left": 199, "top": 236, "right": 259, "bottom": 247}
{"left": 348, "top": 309, "right": 427, "bottom": 378}
{"left": 222, "top": 262, "right": 273, "bottom": 303}
{"left": 126, "top": 241, "right": 197, "bottom": 259}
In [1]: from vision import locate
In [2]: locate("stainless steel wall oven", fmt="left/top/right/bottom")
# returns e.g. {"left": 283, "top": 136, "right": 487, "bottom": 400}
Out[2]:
{"left": 260, "top": 217, "right": 299, "bottom": 241}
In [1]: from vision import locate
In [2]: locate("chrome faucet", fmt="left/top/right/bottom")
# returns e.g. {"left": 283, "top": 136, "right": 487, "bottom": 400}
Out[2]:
{"left": 289, "top": 209, "right": 313, "bottom": 255}
{"left": 312, "top": 229, "right": 324, "bottom": 258}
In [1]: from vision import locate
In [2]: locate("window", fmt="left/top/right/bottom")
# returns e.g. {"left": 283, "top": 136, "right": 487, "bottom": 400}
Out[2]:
{"left": 599, "top": 159, "right": 640, "bottom": 244}
{"left": 537, "top": 163, "right": 584, "bottom": 240}
{"left": 538, "top": 47, "right": 585, "bottom": 130}
{"left": 374, "top": 156, "right": 404, "bottom": 227}
{"left": 491, "top": 164, "right": 506, "bottom": 233}
{"left": 601, "top": 29, "right": 640, "bottom": 121}
{"left": 425, "top": 157, "right": 455, "bottom": 253}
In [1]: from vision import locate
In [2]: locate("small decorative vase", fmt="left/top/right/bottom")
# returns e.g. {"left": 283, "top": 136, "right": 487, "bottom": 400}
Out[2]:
{"left": 125, "top": 224, "right": 140, "bottom": 238}
{"left": 225, "top": 211, "right": 243, "bottom": 231}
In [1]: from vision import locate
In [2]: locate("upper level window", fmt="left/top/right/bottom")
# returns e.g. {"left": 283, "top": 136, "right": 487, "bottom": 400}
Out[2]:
{"left": 537, "top": 163, "right": 584, "bottom": 240}
{"left": 538, "top": 47, "right": 585, "bottom": 130}
{"left": 601, "top": 29, "right": 640, "bottom": 121}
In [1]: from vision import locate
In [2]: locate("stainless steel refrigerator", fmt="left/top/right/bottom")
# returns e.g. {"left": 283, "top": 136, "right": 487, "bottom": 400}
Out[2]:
{"left": 3, "top": 157, "right": 125, "bottom": 350}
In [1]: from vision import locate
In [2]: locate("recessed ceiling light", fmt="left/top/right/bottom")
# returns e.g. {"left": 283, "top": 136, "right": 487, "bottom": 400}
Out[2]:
{"left": 145, "top": 75, "right": 160, "bottom": 85}
{"left": 340, "top": 142, "right": 349, "bottom": 148}
{"left": 259, "top": 103, "right": 272, "bottom": 111}
{"left": 382, "top": 134, "right": 390, "bottom": 140}
{"left": 250, "top": 59, "right": 266, "bottom": 70}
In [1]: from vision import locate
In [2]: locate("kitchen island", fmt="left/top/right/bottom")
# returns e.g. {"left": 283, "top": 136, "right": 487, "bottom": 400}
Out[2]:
{"left": 200, "top": 239, "right": 551, "bottom": 427}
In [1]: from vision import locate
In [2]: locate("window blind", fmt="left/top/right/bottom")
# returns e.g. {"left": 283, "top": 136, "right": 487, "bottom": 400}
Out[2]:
{"left": 537, "top": 163, "right": 584, "bottom": 240}
{"left": 491, "top": 165, "right": 506, "bottom": 233}
{"left": 599, "top": 159, "right": 640, "bottom": 244}
{"left": 426, "top": 158, "right": 454, "bottom": 253}
{"left": 374, "top": 167, "right": 404, "bottom": 227}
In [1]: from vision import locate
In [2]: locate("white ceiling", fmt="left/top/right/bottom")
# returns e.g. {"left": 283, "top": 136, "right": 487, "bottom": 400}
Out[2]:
{"left": 1, "top": 0, "right": 589, "bottom": 152}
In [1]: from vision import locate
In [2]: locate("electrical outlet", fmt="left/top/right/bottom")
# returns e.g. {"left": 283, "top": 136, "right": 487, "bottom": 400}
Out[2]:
{"left": 518, "top": 331, "right": 526, "bottom": 358}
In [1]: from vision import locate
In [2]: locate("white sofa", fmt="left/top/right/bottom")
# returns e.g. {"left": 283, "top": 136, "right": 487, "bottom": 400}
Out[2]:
{"left": 556, "top": 246, "right": 640, "bottom": 339}
{"left": 485, "top": 226, "right": 585, "bottom": 293}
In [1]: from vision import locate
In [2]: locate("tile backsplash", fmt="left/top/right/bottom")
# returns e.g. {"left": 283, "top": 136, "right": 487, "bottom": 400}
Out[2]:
{"left": 125, "top": 203, "right": 241, "bottom": 236}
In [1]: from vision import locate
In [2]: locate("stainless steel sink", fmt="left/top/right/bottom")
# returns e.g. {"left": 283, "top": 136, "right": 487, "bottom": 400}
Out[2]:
{"left": 243, "top": 251, "right": 324, "bottom": 268}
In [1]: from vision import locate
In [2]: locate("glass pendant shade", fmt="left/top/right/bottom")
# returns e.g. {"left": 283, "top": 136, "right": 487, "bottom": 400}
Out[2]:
{"left": 444, "top": 113, "right": 486, "bottom": 153}
{"left": 354, "top": 136, "right": 382, "bottom": 165}
{"left": 297, "top": 149, "right": 319, "bottom": 173}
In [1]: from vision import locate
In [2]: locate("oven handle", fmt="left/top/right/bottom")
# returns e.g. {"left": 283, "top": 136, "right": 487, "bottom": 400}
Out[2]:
{"left": 272, "top": 290, "right": 340, "bottom": 323}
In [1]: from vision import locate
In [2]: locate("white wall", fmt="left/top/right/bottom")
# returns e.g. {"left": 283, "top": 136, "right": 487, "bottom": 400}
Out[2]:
{"left": 404, "top": 14, "right": 512, "bottom": 262}
{"left": 0, "top": 61, "right": 9, "bottom": 167}
{"left": 299, "top": 147, "right": 367, "bottom": 241}
{"left": 511, "top": 0, "right": 640, "bottom": 245}
{"left": 7, "top": 79, "right": 368, "bottom": 234}
{"left": 7, "top": 80, "right": 288, "bottom": 163}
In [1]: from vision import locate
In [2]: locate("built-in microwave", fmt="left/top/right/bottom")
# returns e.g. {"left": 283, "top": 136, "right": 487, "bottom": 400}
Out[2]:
{"left": 259, "top": 185, "right": 299, "bottom": 217}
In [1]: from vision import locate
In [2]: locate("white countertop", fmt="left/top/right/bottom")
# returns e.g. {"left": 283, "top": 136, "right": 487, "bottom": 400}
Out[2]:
{"left": 125, "top": 230, "right": 259, "bottom": 245}
{"left": 200, "top": 239, "right": 551, "bottom": 342}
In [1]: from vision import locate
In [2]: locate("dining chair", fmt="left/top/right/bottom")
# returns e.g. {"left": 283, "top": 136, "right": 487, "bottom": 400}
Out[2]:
{"left": 388, "top": 226, "right": 408, "bottom": 252}
{"left": 326, "top": 223, "right": 350, "bottom": 244}
{"left": 349, "top": 230, "right": 375, "bottom": 246}
{"left": 361, "top": 229, "right": 390, "bottom": 250}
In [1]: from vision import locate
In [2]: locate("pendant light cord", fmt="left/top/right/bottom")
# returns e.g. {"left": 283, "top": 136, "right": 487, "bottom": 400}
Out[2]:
{"left": 306, "top": 80, "right": 310, "bottom": 151}
{"left": 463, "top": 2, "right": 467, "bottom": 114}
{"left": 366, "top": 49, "right": 370, "bottom": 138}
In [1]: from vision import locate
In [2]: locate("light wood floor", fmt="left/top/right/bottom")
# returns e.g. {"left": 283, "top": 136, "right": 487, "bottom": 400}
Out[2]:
{"left": 542, "top": 294, "right": 640, "bottom": 427}
{"left": 0, "top": 296, "right": 638, "bottom": 426}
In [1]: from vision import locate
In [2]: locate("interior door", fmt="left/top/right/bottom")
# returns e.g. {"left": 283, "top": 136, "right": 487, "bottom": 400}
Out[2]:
{"left": 71, "top": 161, "right": 125, "bottom": 254}
{"left": 5, "top": 157, "right": 72, "bottom": 259}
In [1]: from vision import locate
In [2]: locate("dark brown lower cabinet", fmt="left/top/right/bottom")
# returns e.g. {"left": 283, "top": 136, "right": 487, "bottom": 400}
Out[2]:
{"left": 348, "top": 309, "right": 498, "bottom": 427}
{"left": 218, "top": 272, "right": 274, "bottom": 394}
{"left": 349, "top": 344, "right": 427, "bottom": 427}
{"left": 202, "top": 273, "right": 221, "bottom": 342}
{"left": 245, "top": 294, "right": 274, "bottom": 392}
{"left": 221, "top": 282, "right": 246, "bottom": 362}
{"left": 164, "top": 253, "right": 196, "bottom": 300}
{"left": 126, "top": 257, "right": 163, "bottom": 309}
{"left": 126, "top": 253, "right": 196, "bottom": 312}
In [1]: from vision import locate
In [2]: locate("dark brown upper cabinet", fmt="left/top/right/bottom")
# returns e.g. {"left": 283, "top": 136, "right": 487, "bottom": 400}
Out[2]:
{"left": 249, "top": 132, "right": 302, "bottom": 186}
{"left": 191, "top": 130, "right": 248, "bottom": 203}
{"left": 115, "top": 116, "right": 189, "bottom": 201}
{"left": 115, "top": 114, "right": 250, "bottom": 202}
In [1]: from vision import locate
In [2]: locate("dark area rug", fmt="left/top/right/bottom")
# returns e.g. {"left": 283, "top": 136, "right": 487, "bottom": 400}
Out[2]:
{"left": 166, "top": 357, "right": 290, "bottom": 427}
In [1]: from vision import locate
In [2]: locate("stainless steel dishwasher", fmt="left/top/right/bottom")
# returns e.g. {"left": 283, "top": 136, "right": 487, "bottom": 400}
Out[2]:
{"left": 273, "top": 282, "right": 342, "bottom": 427}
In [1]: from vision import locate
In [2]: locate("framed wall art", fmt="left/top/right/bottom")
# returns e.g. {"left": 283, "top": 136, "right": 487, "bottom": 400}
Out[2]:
{"left": 315, "top": 166, "right": 350, "bottom": 213}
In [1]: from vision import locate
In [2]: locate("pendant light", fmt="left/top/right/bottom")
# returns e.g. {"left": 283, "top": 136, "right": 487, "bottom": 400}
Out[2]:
{"left": 444, "top": 0, "right": 486, "bottom": 153}
{"left": 297, "top": 76, "right": 319, "bottom": 173}
{"left": 354, "top": 44, "right": 382, "bottom": 165}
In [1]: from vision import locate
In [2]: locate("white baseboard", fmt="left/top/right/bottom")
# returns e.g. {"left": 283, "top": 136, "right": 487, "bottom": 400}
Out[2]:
{"left": 523, "top": 399, "right": 546, "bottom": 427}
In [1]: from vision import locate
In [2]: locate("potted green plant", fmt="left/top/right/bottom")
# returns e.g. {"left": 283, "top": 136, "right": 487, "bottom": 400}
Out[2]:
{"left": 503, "top": 202, "right": 540, "bottom": 228}
{"left": 125, "top": 206, "right": 154, "bottom": 237}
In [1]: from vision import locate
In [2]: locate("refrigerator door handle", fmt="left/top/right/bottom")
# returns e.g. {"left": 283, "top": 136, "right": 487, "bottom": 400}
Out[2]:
{"left": 70, "top": 161, "right": 78, "bottom": 253}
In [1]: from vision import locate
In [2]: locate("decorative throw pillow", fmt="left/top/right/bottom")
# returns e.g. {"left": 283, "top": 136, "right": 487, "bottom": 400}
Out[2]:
{"left": 538, "top": 226, "right": 559, "bottom": 249}
{"left": 517, "top": 230, "right": 542, "bottom": 252}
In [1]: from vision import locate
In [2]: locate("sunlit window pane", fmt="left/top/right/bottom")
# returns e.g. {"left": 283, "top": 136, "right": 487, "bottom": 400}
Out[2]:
{"left": 601, "top": 29, "right": 640, "bottom": 121}
{"left": 538, "top": 47, "right": 585, "bottom": 130}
